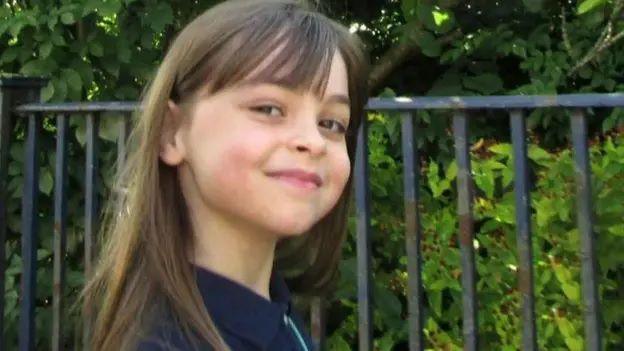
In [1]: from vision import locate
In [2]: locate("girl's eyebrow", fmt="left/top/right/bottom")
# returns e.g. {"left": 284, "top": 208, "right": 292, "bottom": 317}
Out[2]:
{"left": 324, "top": 94, "right": 350, "bottom": 106}
{"left": 237, "top": 81, "right": 350, "bottom": 106}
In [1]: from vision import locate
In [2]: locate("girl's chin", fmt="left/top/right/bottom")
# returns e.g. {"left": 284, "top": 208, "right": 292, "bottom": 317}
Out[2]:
{"left": 254, "top": 208, "right": 325, "bottom": 235}
{"left": 263, "top": 220, "right": 317, "bottom": 238}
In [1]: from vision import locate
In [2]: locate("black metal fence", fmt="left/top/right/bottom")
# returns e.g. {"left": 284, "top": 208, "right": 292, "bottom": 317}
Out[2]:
{"left": 1, "top": 77, "right": 621, "bottom": 350}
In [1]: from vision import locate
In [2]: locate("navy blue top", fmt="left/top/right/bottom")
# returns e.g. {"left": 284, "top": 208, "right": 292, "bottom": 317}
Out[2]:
{"left": 137, "top": 266, "right": 315, "bottom": 350}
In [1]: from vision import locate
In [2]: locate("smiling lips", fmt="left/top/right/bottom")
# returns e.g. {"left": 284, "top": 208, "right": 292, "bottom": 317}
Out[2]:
{"left": 266, "top": 169, "right": 323, "bottom": 189}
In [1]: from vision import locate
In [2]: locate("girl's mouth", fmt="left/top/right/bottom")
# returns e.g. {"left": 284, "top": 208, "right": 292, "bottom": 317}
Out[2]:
{"left": 265, "top": 169, "right": 323, "bottom": 191}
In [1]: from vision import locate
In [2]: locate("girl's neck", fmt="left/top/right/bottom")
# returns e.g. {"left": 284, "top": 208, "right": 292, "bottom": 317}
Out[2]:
{"left": 190, "top": 219, "right": 278, "bottom": 301}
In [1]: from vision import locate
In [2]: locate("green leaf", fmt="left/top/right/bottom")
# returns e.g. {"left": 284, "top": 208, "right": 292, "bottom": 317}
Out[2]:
{"left": 374, "top": 284, "right": 402, "bottom": 327}
{"left": 489, "top": 143, "right": 512, "bottom": 157}
{"left": 539, "top": 269, "right": 552, "bottom": 285}
{"left": 50, "top": 30, "right": 66, "bottom": 46}
{"left": 327, "top": 335, "right": 351, "bottom": 351}
{"left": 99, "top": 115, "right": 122, "bottom": 142}
{"left": 62, "top": 68, "right": 83, "bottom": 94}
{"left": 41, "top": 81, "right": 55, "bottom": 102}
{"left": 378, "top": 333, "right": 398, "bottom": 351}
{"left": 607, "top": 224, "right": 624, "bottom": 237}
{"left": 528, "top": 145, "right": 551, "bottom": 161}
{"left": 39, "top": 169, "right": 53, "bottom": 195}
{"left": 102, "top": 59, "right": 120, "bottom": 77}
{"left": 502, "top": 167, "right": 513, "bottom": 187}
{"left": 553, "top": 263, "right": 573, "bottom": 284}
{"left": 0, "top": 47, "right": 19, "bottom": 64}
{"left": 117, "top": 42, "right": 132, "bottom": 63}
{"left": 446, "top": 161, "right": 458, "bottom": 180}
{"left": 10, "top": 22, "right": 25, "bottom": 37}
{"left": 428, "top": 290, "right": 442, "bottom": 316}
{"left": 147, "top": 3, "right": 174, "bottom": 33}
{"left": 428, "top": 71, "right": 463, "bottom": 95}
{"left": 562, "top": 282, "right": 580, "bottom": 301}
{"left": 140, "top": 31, "right": 154, "bottom": 49}
{"left": 72, "top": 58, "right": 95, "bottom": 87}
{"left": 20, "top": 60, "right": 45, "bottom": 76}
{"left": 523, "top": 0, "right": 543, "bottom": 13}
{"left": 47, "top": 14, "right": 58, "bottom": 30}
{"left": 67, "top": 270, "right": 84, "bottom": 288}
{"left": 60, "top": 12, "right": 75, "bottom": 25}
{"left": 433, "top": 10, "right": 450, "bottom": 26}
{"left": 431, "top": 8, "right": 454, "bottom": 33}
{"left": 36, "top": 248, "right": 51, "bottom": 261}
{"left": 89, "top": 41, "right": 104, "bottom": 57}
{"left": 578, "top": 0, "right": 608, "bottom": 14}
{"left": 429, "top": 279, "right": 448, "bottom": 291}
{"left": 417, "top": 3, "right": 437, "bottom": 32}
{"left": 53, "top": 78, "right": 68, "bottom": 102}
{"left": 401, "top": 0, "right": 418, "bottom": 21}
{"left": 463, "top": 73, "right": 504, "bottom": 94}
{"left": 39, "top": 42, "right": 53, "bottom": 58}
{"left": 565, "top": 336, "right": 583, "bottom": 351}
{"left": 97, "top": 0, "right": 122, "bottom": 17}
{"left": 512, "top": 43, "right": 527, "bottom": 58}
{"left": 418, "top": 31, "right": 441, "bottom": 57}
{"left": 475, "top": 169, "right": 495, "bottom": 198}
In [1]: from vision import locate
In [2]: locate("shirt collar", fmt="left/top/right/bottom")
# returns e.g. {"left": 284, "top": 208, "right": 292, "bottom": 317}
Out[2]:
{"left": 194, "top": 265, "right": 292, "bottom": 349}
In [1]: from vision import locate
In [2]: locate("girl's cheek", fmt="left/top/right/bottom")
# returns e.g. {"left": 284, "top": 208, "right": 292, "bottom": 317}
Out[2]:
{"left": 330, "top": 148, "right": 351, "bottom": 189}
{"left": 212, "top": 130, "right": 271, "bottom": 182}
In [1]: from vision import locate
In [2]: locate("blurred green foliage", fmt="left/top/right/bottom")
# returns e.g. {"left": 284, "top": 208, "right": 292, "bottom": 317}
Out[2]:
{"left": 1, "top": 0, "right": 624, "bottom": 349}
{"left": 328, "top": 111, "right": 624, "bottom": 350}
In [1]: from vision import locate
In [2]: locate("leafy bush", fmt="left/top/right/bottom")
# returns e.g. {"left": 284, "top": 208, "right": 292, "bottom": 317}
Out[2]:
{"left": 327, "top": 112, "right": 624, "bottom": 350}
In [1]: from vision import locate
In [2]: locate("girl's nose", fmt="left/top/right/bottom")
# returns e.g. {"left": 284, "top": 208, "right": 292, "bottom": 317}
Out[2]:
{"left": 288, "top": 117, "right": 327, "bottom": 157}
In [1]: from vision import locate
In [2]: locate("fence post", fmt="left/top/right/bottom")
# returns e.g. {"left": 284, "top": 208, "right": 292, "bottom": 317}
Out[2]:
{"left": 0, "top": 76, "right": 47, "bottom": 350}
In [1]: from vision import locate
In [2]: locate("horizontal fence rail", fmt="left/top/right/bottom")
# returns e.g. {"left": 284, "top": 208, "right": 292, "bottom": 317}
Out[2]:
{"left": 1, "top": 90, "right": 623, "bottom": 350}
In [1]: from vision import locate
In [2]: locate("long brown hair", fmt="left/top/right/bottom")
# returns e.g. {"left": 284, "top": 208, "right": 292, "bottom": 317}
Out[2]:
{"left": 84, "top": 1, "right": 369, "bottom": 350}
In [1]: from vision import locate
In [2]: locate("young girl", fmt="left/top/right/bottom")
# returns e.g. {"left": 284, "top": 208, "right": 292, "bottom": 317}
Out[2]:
{"left": 84, "top": 0, "right": 369, "bottom": 350}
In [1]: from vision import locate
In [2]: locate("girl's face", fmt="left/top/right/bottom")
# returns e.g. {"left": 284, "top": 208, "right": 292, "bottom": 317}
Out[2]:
{"left": 161, "top": 52, "right": 351, "bottom": 238}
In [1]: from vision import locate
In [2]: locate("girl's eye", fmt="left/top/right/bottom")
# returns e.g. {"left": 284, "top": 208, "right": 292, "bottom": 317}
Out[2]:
{"left": 251, "top": 105, "right": 284, "bottom": 117}
{"left": 319, "top": 119, "right": 347, "bottom": 134}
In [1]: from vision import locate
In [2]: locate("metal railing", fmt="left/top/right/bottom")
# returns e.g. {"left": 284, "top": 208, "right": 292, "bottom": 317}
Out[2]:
{"left": 358, "top": 94, "right": 622, "bottom": 351}
{"left": 1, "top": 77, "right": 621, "bottom": 350}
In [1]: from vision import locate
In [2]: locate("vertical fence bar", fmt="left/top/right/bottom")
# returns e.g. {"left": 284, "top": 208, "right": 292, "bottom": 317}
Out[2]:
{"left": 570, "top": 109, "right": 602, "bottom": 351}
{"left": 84, "top": 112, "right": 100, "bottom": 278}
{"left": 83, "top": 112, "right": 100, "bottom": 350}
{"left": 0, "top": 77, "right": 46, "bottom": 350}
{"left": 355, "top": 118, "right": 373, "bottom": 351}
{"left": 52, "top": 114, "right": 69, "bottom": 351}
{"left": 19, "top": 112, "right": 42, "bottom": 351}
{"left": 0, "top": 87, "right": 12, "bottom": 351}
{"left": 401, "top": 112, "right": 424, "bottom": 351}
{"left": 509, "top": 109, "right": 538, "bottom": 351}
{"left": 452, "top": 111, "right": 478, "bottom": 351}
{"left": 310, "top": 296, "right": 326, "bottom": 351}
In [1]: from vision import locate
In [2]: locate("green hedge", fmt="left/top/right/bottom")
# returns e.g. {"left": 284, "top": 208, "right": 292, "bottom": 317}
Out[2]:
{"left": 326, "top": 111, "right": 624, "bottom": 350}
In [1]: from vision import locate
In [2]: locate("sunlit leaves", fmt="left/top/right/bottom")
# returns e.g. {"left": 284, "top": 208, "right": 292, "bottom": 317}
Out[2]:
{"left": 578, "top": 0, "right": 609, "bottom": 14}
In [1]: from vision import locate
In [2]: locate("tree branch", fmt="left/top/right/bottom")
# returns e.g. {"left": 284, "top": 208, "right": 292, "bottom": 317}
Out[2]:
{"left": 368, "top": 29, "right": 461, "bottom": 92}
{"left": 568, "top": 0, "right": 624, "bottom": 76}
{"left": 561, "top": 5, "right": 573, "bottom": 56}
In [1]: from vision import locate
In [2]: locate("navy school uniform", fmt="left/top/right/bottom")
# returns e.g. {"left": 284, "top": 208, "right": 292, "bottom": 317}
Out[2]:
{"left": 137, "top": 265, "right": 315, "bottom": 350}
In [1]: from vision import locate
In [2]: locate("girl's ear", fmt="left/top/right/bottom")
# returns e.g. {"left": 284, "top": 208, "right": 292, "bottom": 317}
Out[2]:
{"left": 159, "top": 100, "right": 187, "bottom": 166}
